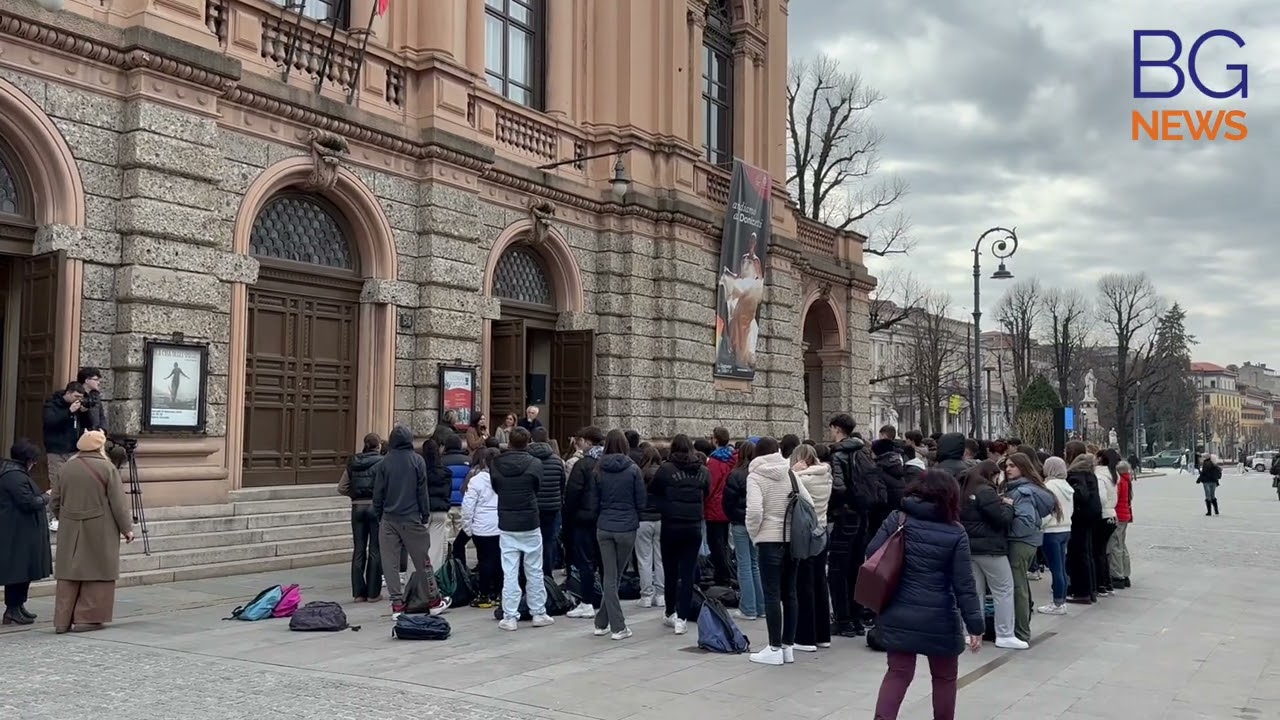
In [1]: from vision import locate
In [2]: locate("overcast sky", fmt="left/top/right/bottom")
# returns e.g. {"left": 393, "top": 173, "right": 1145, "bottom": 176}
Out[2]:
{"left": 789, "top": 0, "right": 1279, "bottom": 368}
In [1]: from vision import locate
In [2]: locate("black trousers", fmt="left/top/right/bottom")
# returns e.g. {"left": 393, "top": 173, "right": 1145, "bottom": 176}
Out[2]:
{"left": 452, "top": 529, "right": 471, "bottom": 564}
{"left": 349, "top": 504, "right": 382, "bottom": 599}
{"left": 4, "top": 582, "right": 30, "bottom": 608}
{"left": 472, "top": 534, "right": 502, "bottom": 598}
{"left": 1092, "top": 521, "right": 1116, "bottom": 591}
{"left": 539, "top": 510, "right": 560, "bottom": 577}
{"left": 795, "top": 547, "right": 832, "bottom": 646}
{"left": 705, "top": 521, "right": 733, "bottom": 586}
{"left": 827, "top": 514, "right": 866, "bottom": 626}
{"left": 571, "top": 525, "right": 601, "bottom": 607}
{"left": 661, "top": 525, "right": 702, "bottom": 620}
{"left": 1067, "top": 521, "right": 1096, "bottom": 598}
{"left": 758, "top": 541, "right": 799, "bottom": 648}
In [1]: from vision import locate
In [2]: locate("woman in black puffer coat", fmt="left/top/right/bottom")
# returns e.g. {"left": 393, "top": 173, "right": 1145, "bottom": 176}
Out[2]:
{"left": 959, "top": 460, "right": 1017, "bottom": 648}
{"left": 722, "top": 440, "right": 763, "bottom": 620}
{"left": 1064, "top": 441, "right": 1102, "bottom": 603}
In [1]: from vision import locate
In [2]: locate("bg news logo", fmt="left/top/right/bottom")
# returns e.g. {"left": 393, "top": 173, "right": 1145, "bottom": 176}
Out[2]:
{"left": 1131, "top": 29, "right": 1248, "bottom": 141}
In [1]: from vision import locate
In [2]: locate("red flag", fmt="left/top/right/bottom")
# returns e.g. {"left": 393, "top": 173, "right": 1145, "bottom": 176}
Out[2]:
{"left": 376, "top": 0, "right": 388, "bottom": 16}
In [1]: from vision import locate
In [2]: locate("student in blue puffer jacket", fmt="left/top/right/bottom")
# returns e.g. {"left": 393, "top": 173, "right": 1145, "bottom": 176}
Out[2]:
{"left": 440, "top": 434, "right": 471, "bottom": 564}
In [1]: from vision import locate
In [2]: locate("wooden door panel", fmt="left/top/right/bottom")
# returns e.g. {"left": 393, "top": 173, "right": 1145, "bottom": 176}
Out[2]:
{"left": 242, "top": 281, "right": 357, "bottom": 487}
{"left": 489, "top": 318, "right": 525, "bottom": 422}
{"left": 551, "top": 329, "right": 595, "bottom": 451}
{"left": 16, "top": 252, "right": 63, "bottom": 491}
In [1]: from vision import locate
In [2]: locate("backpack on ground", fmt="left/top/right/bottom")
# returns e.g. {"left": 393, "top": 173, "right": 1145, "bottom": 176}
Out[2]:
{"left": 224, "top": 585, "right": 284, "bottom": 621}
{"left": 403, "top": 570, "right": 440, "bottom": 614}
{"left": 493, "top": 575, "right": 572, "bottom": 621}
{"left": 288, "top": 601, "right": 356, "bottom": 632}
{"left": 694, "top": 588, "right": 749, "bottom": 654}
{"left": 564, "top": 566, "right": 603, "bottom": 604}
{"left": 785, "top": 470, "right": 828, "bottom": 560}
{"left": 435, "top": 557, "right": 477, "bottom": 607}
{"left": 392, "top": 614, "right": 451, "bottom": 640}
{"left": 271, "top": 584, "right": 302, "bottom": 618}
{"left": 866, "top": 626, "right": 886, "bottom": 652}
{"left": 618, "top": 555, "right": 642, "bottom": 600}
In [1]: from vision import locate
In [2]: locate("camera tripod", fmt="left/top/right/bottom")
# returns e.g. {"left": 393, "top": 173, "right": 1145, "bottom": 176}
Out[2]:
{"left": 118, "top": 438, "right": 151, "bottom": 555}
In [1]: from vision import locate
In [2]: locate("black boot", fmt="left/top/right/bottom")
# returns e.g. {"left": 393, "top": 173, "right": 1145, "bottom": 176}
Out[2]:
{"left": 1205, "top": 500, "right": 1213, "bottom": 516}
{"left": 17, "top": 605, "right": 35, "bottom": 620}
{"left": 1212, "top": 499, "right": 1220, "bottom": 515}
{"left": 2, "top": 608, "right": 32, "bottom": 626}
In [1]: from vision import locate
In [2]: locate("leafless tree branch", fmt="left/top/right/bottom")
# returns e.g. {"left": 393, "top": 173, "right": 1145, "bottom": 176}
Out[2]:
{"left": 994, "top": 279, "right": 1043, "bottom": 397}
{"left": 1095, "top": 272, "right": 1164, "bottom": 454}
{"left": 868, "top": 268, "right": 925, "bottom": 335}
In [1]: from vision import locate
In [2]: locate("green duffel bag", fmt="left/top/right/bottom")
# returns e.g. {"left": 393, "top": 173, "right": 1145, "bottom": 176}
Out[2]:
{"left": 434, "top": 557, "right": 477, "bottom": 607}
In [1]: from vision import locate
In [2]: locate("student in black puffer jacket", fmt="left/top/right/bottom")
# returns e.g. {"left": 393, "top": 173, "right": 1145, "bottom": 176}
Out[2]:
{"left": 652, "top": 434, "right": 710, "bottom": 632}
{"left": 958, "top": 460, "right": 1017, "bottom": 647}
{"left": 529, "top": 427, "right": 567, "bottom": 577}
{"left": 421, "top": 439, "right": 453, "bottom": 570}
{"left": 563, "top": 426, "right": 604, "bottom": 616}
{"left": 722, "top": 440, "right": 764, "bottom": 620}
{"left": 338, "top": 433, "right": 384, "bottom": 602}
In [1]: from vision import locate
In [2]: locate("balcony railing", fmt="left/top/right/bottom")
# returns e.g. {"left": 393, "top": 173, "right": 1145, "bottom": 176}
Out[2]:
{"left": 205, "top": 0, "right": 407, "bottom": 110}
{"left": 467, "top": 92, "right": 589, "bottom": 170}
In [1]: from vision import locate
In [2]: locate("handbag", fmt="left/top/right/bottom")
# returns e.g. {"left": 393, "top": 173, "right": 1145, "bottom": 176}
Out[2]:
{"left": 853, "top": 512, "right": 906, "bottom": 613}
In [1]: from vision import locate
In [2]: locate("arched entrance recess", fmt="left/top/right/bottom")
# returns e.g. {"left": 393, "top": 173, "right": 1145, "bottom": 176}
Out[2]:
{"left": 482, "top": 220, "right": 590, "bottom": 451}
{"left": 0, "top": 78, "right": 86, "bottom": 489}
{"left": 801, "top": 292, "right": 846, "bottom": 441}
{"left": 229, "top": 158, "right": 396, "bottom": 487}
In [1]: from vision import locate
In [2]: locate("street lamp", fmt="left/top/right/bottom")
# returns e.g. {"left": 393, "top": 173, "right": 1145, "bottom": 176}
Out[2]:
{"left": 984, "top": 366, "right": 996, "bottom": 438}
{"left": 971, "top": 226, "right": 1019, "bottom": 440}
{"left": 537, "top": 149, "right": 631, "bottom": 200}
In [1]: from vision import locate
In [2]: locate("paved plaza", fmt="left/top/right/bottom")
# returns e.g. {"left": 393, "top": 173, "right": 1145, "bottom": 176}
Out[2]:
{"left": 4, "top": 469, "right": 1280, "bottom": 720}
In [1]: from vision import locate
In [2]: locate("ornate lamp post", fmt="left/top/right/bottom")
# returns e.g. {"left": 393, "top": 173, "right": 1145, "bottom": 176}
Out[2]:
{"left": 972, "top": 227, "right": 1018, "bottom": 440}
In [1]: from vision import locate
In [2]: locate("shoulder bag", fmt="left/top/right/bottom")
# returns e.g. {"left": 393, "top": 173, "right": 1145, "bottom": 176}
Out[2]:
{"left": 854, "top": 512, "right": 907, "bottom": 613}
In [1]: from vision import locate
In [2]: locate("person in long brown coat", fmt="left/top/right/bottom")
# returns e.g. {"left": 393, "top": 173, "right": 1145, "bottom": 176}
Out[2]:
{"left": 50, "top": 429, "right": 133, "bottom": 633}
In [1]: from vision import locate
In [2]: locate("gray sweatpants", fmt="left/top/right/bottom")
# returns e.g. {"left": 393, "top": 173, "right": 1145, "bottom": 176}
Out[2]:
{"left": 595, "top": 529, "right": 637, "bottom": 633}
{"left": 970, "top": 554, "right": 1015, "bottom": 640}
{"left": 379, "top": 516, "right": 435, "bottom": 605}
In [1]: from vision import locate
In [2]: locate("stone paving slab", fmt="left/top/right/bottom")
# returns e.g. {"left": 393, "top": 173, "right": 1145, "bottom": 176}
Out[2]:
{"left": 4, "top": 470, "right": 1280, "bottom": 719}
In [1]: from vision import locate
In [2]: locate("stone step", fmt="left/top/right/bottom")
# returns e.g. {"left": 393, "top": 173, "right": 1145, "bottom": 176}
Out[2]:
{"left": 134, "top": 508, "right": 351, "bottom": 537}
{"left": 30, "top": 549, "right": 350, "bottom": 598}
{"left": 232, "top": 496, "right": 349, "bottom": 515}
{"left": 117, "top": 535, "right": 351, "bottom": 574}
{"left": 227, "top": 485, "right": 342, "bottom": 503}
{"left": 53, "top": 521, "right": 350, "bottom": 556}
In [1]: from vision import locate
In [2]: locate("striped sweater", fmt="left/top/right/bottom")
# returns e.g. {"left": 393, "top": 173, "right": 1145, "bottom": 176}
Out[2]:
{"left": 746, "top": 451, "right": 813, "bottom": 544}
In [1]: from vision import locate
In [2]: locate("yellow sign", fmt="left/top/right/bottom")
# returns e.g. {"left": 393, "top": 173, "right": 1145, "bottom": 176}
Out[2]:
{"left": 948, "top": 395, "right": 963, "bottom": 416}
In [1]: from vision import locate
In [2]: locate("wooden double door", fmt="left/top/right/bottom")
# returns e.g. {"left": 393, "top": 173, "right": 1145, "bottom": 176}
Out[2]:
{"left": 241, "top": 266, "right": 361, "bottom": 487}
{"left": 7, "top": 252, "right": 66, "bottom": 491}
{"left": 491, "top": 318, "right": 595, "bottom": 452}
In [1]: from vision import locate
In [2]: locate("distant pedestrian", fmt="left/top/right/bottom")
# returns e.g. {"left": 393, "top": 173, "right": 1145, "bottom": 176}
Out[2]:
{"left": 1196, "top": 455, "right": 1222, "bottom": 516}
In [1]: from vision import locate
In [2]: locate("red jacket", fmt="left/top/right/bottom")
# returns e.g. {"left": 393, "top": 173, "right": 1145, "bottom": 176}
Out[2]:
{"left": 1116, "top": 472, "right": 1133, "bottom": 523}
{"left": 705, "top": 447, "right": 735, "bottom": 522}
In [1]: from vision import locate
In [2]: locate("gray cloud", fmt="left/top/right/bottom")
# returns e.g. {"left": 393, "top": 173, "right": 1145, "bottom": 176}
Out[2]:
{"left": 790, "top": 0, "right": 1280, "bottom": 366}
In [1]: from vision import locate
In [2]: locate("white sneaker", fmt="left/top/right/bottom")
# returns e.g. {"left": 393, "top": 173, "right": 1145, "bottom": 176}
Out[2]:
{"left": 611, "top": 627, "right": 633, "bottom": 640}
{"left": 782, "top": 645, "right": 795, "bottom": 663}
{"left": 995, "top": 636, "right": 1030, "bottom": 650}
{"left": 731, "top": 609, "right": 758, "bottom": 621}
{"left": 531, "top": 614, "right": 555, "bottom": 627}
{"left": 673, "top": 618, "right": 687, "bottom": 635}
{"left": 566, "top": 604, "right": 597, "bottom": 619}
{"left": 48, "top": 519, "right": 58, "bottom": 532}
{"left": 792, "top": 644, "right": 818, "bottom": 652}
{"left": 750, "top": 646, "right": 785, "bottom": 666}
{"left": 637, "top": 596, "right": 653, "bottom": 608}
{"left": 817, "top": 641, "right": 832, "bottom": 648}
{"left": 593, "top": 627, "right": 609, "bottom": 636}
{"left": 1037, "top": 604, "right": 1067, "bottom": 616}
{"left": 498, "top": 618, "right": 518, "bottom": 631}
{"left": 663, "top": 614, "right": 676, "bottom": 628}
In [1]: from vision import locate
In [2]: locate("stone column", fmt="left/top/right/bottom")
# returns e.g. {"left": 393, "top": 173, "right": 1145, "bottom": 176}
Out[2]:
{"left": 464, "top": 0, "right": 486, "bottom": 76}
{"left": 686, "top": 6, "right": 706, "bottom": 148}
{"left": 544, "top": 0, "right": 573, "bottom": 118}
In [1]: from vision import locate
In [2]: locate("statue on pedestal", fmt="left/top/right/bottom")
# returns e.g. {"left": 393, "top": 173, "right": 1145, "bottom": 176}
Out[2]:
{"left": 1083, "top": 369, "right": 1097, "bottom": 404}
{"left": 1108, "top": 427, "right": 1118, "bottom": 448}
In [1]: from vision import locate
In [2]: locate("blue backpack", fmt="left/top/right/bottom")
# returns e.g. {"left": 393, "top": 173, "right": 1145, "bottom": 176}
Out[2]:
{"left": 695, "top": 588, "right": 749, "bottom": 654}
{"left": 225, "top": 585, "right": 284, "bottom": 621}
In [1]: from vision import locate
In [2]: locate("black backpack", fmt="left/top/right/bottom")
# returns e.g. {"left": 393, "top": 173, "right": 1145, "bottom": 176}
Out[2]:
{"left": 392, "top": 614, "right": 450, "bottom": 640}
{"left": 403, "top": 570, "right": 440, "bottom": 614}
{"left": 289, "top": 601, "right": 357, "bottom": 632}
{"left": 493, "top": 575, "right": 573, "bottom": 621}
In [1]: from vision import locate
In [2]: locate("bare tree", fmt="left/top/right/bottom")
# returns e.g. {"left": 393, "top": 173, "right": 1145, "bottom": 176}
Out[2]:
{"left": 1041, "top": 287, "right": 1094, "bottom": 406}
{"left": 1096, "top": 273, "right": 1163, "bottom": 455}
{"left": 786, "top": 54, "right": 911, "bottom": 256}
{"left": 994, "top": 278, "right": 1043, "bottom": 397}
{"left": 904, "top": 292, "right": 965, "bottom": 434}
{"left": 868, "top": 268, "right": 925, "bottom": 335}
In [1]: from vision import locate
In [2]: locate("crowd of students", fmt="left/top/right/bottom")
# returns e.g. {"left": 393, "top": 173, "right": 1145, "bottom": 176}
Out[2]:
{"left": 336, "top": 411, "right": 1137, "bottom": 720}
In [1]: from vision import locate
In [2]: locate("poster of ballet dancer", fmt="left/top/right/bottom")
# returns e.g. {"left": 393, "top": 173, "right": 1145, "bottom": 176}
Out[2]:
{"left": 142, "top": 339, "right": 209, "bottom": 432}
{"left": 714, "top": 160, "right": 772, "bottom": 381}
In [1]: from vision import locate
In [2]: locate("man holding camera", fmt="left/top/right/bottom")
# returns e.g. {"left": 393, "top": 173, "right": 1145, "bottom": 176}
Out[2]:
{"left": 76, "top": 367, "right": 109, "bottom": 432}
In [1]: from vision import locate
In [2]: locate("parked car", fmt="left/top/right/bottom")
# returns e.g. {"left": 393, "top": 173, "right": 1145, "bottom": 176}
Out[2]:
{"left": 1142, "top": 449, "right": 1187, "bottom": 469}
{"left": 1247, "top": 450, "right": 1277, "bottom": 473}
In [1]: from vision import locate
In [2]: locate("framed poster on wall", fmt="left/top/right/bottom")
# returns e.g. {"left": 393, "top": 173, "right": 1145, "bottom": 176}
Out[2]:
{"left": 439, "top": 365, "right": 477, "bottom": 428}
{"left": 142, "top": 338, "right": 209, "bottom": 432}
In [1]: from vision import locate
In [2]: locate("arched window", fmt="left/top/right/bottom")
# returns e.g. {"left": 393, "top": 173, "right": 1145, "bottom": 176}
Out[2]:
{"left": 249, "top": 193, "right": 356, "bottom": 271}
{"left": 0, "top": 145, "right": 26, "bottom": 218}
{"left": 702, "top": 0, "right": 735, "bottom": 165}
{"left": 493, "top": 245, "right": 553, "bottom": 306}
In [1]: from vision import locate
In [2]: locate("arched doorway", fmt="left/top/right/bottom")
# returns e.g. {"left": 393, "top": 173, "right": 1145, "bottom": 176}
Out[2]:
{"left": 802, "top": 294, "right": 844, "bottom": 440}
{"left": 485, "top": 228, "right": 592, "bottom": 451}
{"left": 241, "top": 192, "right": 361, "bottom": 486}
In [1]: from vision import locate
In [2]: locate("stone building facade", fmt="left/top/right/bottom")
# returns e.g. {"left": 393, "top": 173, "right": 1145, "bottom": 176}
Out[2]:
{"left": 0, "top": 0, "right": 873, "bottom": 505}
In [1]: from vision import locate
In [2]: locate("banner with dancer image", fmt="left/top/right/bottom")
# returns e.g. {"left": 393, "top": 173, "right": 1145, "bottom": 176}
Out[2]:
{"left": 713, "top": 160, "right": 772, "bottom": 381}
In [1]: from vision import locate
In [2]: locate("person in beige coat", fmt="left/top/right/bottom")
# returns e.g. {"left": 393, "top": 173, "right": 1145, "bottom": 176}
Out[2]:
{"left": 50, "top": 429, "right": 133, "bottom": 633}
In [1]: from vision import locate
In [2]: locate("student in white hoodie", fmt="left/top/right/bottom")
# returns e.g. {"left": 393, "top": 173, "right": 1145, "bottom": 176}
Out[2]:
{"left": 461, "top": 448, "right": 501, "bottom": 608}
{"left": 1037, "top": 456, "right": 1074, "bottom": 615}
{"left": 1093, "top": 449, "right": 1120, "bottom": 596}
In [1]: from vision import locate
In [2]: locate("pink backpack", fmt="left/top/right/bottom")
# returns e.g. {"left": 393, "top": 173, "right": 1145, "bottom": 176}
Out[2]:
{"left": 271, "top": 584, "right": 302, "bottom": 618}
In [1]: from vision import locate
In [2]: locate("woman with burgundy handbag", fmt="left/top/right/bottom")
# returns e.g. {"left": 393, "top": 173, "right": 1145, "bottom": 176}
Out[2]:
{"left": 864, "top": 470, "right": 985, "bottom": 720}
